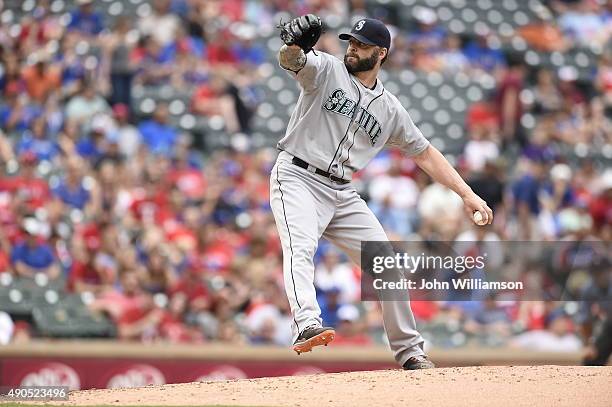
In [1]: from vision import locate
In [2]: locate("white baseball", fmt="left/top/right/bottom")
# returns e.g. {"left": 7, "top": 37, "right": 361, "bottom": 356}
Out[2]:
{"left": 473, "top": 211, "right": 487, "bottom": 226}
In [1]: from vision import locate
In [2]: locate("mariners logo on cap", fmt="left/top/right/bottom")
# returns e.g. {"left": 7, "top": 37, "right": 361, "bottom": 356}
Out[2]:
{"left": 339, "top": 18, "right": 391, "bottom": 50}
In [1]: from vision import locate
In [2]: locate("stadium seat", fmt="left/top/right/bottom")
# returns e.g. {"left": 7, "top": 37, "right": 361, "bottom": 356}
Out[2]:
{"left": 0, "top": 275, "right": 64, "bottom": 317}
{"left": 32, "top": 294, "right": 116, "bottom": 338}
{"left": 0, "top": 287, "right": 33, "bottom": 316}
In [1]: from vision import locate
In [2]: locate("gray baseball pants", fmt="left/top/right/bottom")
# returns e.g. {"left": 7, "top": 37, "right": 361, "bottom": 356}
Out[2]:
{"left": 269, "top": 151, "right": 425, "bottom": 366}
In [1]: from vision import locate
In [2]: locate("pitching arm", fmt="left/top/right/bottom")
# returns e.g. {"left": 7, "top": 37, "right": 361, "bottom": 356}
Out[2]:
{"left": 278, "top": 44, "right": 307, "bottom": 73}
{"left": 412, "top": 145, "right": 493, "bottom": 225}
{"left": 278, "top": 46, "right": 333, "bottom": 94}
{"left": 386, "top": 106, "right": 493, "bottom": 224}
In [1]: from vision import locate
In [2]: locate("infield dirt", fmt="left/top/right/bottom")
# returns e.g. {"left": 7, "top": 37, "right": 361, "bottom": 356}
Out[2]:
{"left": 45, "top": 365, "right": 612, "bottom": 407}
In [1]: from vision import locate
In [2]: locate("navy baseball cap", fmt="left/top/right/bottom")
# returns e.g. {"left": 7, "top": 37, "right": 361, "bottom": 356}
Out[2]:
{"left": 339, "top": 18, "right": 391, "bottom": 50}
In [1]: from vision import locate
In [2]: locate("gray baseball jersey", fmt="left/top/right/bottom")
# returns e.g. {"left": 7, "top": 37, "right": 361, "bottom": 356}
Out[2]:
{"left": 270, "top": 50, "right": 427, "bottom": 365}
{"left": 278, "top": 51, "right": 430, "bottom": 181}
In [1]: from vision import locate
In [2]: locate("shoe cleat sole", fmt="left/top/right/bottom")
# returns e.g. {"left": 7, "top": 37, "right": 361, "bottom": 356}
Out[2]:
{"left": 293, "top": 329, "right": 335, "bottom": 355}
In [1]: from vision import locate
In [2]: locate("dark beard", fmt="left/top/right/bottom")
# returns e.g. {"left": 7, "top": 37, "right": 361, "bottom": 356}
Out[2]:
{"left": 344, "top": 50, "right": 378, "bottom": 73}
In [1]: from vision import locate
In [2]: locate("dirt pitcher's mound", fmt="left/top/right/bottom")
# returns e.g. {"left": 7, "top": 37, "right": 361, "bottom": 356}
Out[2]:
{"left": 61, "top": 365, "right": 611, "bottom": 407}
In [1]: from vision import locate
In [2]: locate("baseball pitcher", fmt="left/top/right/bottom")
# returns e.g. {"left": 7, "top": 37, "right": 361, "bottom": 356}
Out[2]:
{"left": 270, "top": 15, "right": 493, "bottom": 369}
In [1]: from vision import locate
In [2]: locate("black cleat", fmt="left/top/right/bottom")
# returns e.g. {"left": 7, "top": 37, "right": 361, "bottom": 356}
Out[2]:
{"left": 403, "top": 355, "right": 435, "bottom": 370}
{"left": 293, "top": 325, "right": 335, "bottom": 355}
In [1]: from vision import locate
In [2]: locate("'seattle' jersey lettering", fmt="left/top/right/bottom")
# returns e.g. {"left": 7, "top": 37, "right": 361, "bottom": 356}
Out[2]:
{"left": 323, "top": 88, "right": 383, "bottom": 146}
{"left": 278, "top": 51, "right": 429, "bottom": 180}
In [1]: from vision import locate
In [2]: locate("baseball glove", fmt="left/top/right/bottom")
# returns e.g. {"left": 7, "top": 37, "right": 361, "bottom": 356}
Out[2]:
{"left": 279, "top": 14, "right": 322, "bottom": 54}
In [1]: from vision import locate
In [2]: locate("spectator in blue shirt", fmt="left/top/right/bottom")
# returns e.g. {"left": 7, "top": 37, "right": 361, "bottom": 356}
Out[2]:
{"left": 410, "top": 7, "right": 447, "bottom": 53}
{"left": 52, "top": 158, "right": 91, "bottom": 210}
{"left": 138, "top": 103, "right": 177, "bottom": 155}
{"left": 11, "top": 218, "right": 60, "bottom": 279}
{"left": 232, "top": 31, "right": 265, "bottom": 66}
{"left": 160, "top": 25, "right": 205, "bottom": 62}
{"left": 58, "top": 48, "right": 86, "bottom": 87}
{"left": 170, "top": 0, "right": 190, "bottom": 17}
{"left": 67, "top": 0, "right": 104, "bottom": 35}
{"left": 512, "top": 159, "right": 547, "bottom": 216}
{"left": 463, "top": 33, "right": 506, "bottom": 73}
{"left": 15, "top": 117, "right": 60, "bottom": 162}
{"left": 318, "top": 287, "right": 343, "bottom": 328}
{"left": 76, "top": 127, "right": 105, "bottom": 161}
{"left": 522, "top": 123, "right": 558, "bottom": 163}
{"left": 541, "top": 163, "right": 575, "bottom": 210}
{"left": 511, "top": 158, "right": 549, "bottom": 239}
{"left": 0, "top": 86, "right": 43, "bottom": 133}
{"left": 558, "top": 0, "right": 606, "bottom": 46}
{"left": 134, "top": 36, "right": 175, "bottom": 86}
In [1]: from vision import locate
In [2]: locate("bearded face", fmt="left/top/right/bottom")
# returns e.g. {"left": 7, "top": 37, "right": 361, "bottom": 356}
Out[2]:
{"left": 343, "top": 46, "right": 381, "bottom": 74}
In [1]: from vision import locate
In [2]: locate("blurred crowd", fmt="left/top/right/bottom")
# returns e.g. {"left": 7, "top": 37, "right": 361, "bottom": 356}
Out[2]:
{"left": 0, "top": 0, "right": 610, "bottom": 360}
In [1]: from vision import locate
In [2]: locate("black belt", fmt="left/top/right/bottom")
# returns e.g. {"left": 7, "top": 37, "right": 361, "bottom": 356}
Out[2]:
{"left": 291, "top": 157, "right": 350, "bottom": 184}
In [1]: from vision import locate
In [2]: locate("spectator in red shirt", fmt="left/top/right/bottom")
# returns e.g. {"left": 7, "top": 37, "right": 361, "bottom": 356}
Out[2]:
{"left": 466, "top": 101, "right": 499, "bottom": 134}
{"left": 9, "top": 153, "right": 51, "bottom": 210}
{"left": 68, "top": 234, "right": 115, "bottom": 293}
{"left": 168, "top": 263, "right": 211, "bottom": 313}
{"left": 219, "top": 0, "right": 244, "bottom": 22}
{"left": 129, "top": 179, "right": 174, "bottom": 225}
{"left": 0, "top": 228, "right": 11, "bottom": 273}
{"left": 191, "top": 75, "right": 241, "bottom": 134}
{"left": 195, "top": 224, "right": 237, "bottom": 273}
{"left": 116, "top": 303, "right": 162, "bottom": 341}
{"left": 0, "top": 253, "right": 9, "bottom": 274}
{"left": 205, "top": 31, "right": 238, "bottom": 67}
{"left": 166, "top": 153, "right": 206, "bottom": 201}
{"left": 18, "top": 1, "right": 62, "bottom": 49}
{"left": 590, "top": 171, "right": 612, "bottom": 237}
{"left": 157, "top": 292, "right": 205, "bottom": 343}
{"left": 89, "top": 271, "right": 157, "bottom": 340}
{"left": 495, "top": 57, "right": 527, "bottom": 147}
{"left": 516, "top": 301, "right": 550, "bottom": 331}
